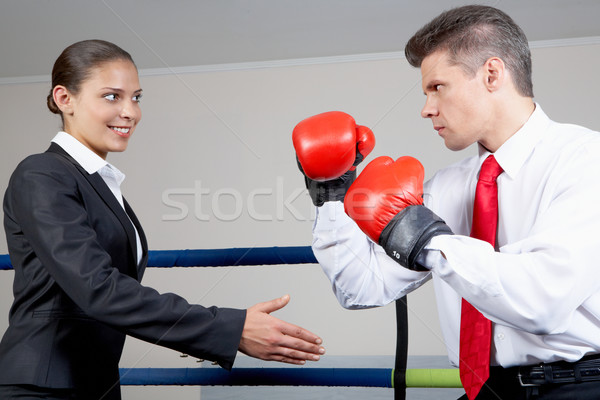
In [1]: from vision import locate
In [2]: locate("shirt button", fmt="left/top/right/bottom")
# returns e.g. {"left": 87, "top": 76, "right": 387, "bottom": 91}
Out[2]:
{"left": 497, "top": 333, "right": 505, "bottom": 340}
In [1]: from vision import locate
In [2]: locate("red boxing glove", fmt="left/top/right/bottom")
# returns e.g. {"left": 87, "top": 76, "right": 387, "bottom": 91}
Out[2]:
{"left": 345, "top": 156, "right": 452, "bottom": 270}
{"left": 293, "top": 111, "right": 375, "bottom": 180}
{"left": 344, "top": 156, "right": 424, "bottom": 241}
{"left": 293, "top": 111, "right": 375, "bottom": 206}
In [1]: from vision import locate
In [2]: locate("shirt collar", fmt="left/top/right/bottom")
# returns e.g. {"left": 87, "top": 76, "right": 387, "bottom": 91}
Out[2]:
{"left": 476, "top": 103, "right": 550, "bottom": 180}
{"left": 51, "top": 132, "right": 125, "bottom": 183}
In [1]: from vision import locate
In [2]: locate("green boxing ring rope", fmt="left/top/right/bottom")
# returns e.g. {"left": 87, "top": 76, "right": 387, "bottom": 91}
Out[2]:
{"left": 0, "top": 246, "right": 463, "bottom": 393}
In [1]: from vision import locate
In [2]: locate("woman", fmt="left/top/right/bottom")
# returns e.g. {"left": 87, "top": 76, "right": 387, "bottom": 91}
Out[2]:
{"left": 0, "top": 40, "right": 324, "bottom": 399}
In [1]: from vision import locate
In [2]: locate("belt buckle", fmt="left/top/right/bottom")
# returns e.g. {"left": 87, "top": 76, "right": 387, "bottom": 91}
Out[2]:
{"left": 518, "top": 366, "right": 543, "bottom": 387}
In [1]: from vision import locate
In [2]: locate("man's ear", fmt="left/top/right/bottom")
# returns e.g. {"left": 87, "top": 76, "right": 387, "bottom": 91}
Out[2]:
{"left": 52, "top": 85, "right": 74, "bottom": 115}
{"left": 483, "top": 57, "right": 505, "bottom": 92}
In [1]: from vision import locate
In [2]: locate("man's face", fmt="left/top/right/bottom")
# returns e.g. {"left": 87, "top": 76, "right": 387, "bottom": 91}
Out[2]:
{"left": 420, "top": 50, "right": 492, "bottom": 151}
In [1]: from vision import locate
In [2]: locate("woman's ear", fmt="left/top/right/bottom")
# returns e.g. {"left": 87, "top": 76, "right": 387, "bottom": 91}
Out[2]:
{"left": 52, "top": 85, "right": 74, "bottom": 115}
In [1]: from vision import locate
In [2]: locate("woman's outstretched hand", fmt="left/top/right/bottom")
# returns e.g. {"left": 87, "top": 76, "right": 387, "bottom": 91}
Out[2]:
{"left": 238, "top": 295, "right": 325, "bottom": 365}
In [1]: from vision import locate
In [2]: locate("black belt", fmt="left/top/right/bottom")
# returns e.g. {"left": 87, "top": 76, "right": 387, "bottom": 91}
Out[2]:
{"left": 517, "top": 354, "right": 600, "bottom": 386}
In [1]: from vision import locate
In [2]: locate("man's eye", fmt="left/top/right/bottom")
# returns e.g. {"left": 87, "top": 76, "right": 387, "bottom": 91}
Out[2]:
{"left": 104, "top": 94, "right": 117, "bottom": 101}
{"left": 435, "top": 84, "right": 442, "bottom": 91}
{"left": 133, "top": 94, "right": 142, "bottom": 103}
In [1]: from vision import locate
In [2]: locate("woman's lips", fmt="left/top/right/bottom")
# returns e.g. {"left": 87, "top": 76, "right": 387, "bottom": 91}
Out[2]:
{"left": 109, "top": 126, "right": 131, "bottom": 137}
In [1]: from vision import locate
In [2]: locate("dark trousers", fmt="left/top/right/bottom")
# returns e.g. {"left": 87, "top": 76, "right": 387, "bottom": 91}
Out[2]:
{"left": 0, "top": 385, "right": 77, "bottom": 399}
{"left": 0, "top": 384, "right": 120, "bottom": 400}
{"left": 457, "top": 366, "right": 600, "bottom": 400}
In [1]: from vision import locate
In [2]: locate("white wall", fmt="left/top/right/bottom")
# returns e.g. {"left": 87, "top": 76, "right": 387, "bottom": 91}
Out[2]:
{"left": 0, "top": 43, "right": 598, "bottom": 399}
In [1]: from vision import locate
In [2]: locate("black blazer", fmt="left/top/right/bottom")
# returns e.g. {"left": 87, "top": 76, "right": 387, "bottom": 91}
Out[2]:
{"left": 0, "top": 143, "right": 245, "bottom": 399}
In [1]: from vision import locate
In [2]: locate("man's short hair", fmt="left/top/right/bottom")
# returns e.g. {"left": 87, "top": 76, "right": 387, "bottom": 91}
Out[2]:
{"left": 405, "top": 5, "right": 533, "bottom": 97}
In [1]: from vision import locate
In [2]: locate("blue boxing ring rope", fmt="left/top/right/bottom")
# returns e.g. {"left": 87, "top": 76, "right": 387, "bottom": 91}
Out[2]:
{"left": 0, "top": 247, "right": 462, "bottom": 395}
{"left": 145, "top": 246, "right": 319, "bottom": 268}
{"left": 119, "top": 367, "right": 394, "bottom": 387}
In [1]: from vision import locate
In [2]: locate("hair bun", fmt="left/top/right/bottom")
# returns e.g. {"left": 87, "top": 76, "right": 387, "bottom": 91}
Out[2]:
{"left": 46, "top": 92, "right": 61, "bottom": 115}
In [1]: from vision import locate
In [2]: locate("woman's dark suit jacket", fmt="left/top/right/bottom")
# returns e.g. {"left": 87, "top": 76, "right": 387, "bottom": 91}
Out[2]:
{"left": 0, "top": 143, "right": 246, "bottom": 399}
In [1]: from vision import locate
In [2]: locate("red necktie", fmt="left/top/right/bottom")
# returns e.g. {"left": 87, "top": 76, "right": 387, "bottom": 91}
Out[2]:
{"left": 459, "top": 155, "right": 503, "bottom": 400}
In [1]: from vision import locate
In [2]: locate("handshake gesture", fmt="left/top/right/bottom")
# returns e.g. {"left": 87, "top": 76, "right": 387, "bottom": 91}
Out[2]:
{"left": 293, "top": 111, "right": 452, "bottom": 271}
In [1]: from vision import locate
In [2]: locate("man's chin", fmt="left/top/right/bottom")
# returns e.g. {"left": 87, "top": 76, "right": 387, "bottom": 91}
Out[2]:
{"left": 444, "top": 140, "right": 470, "bottom": 152}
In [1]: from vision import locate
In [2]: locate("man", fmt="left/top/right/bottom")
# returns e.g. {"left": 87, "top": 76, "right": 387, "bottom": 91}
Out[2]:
{"left": 293, "top": 5, "right": 600, "bottom": 400}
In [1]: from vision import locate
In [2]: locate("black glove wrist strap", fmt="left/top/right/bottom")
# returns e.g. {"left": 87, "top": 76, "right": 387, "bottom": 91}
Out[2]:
{"left": 378, "top": 205, "right": 453, "bottom": 271}
{"left": 304, "top": 169, "right": 356, "bottom": 207}
{"left": 297, "top": 140, "right": 365, "bottom": 207}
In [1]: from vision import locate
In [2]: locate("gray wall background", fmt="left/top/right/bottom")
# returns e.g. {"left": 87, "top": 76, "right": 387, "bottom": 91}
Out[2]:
{"left": 0, "top": 42, "right": 598, "bottom": 399}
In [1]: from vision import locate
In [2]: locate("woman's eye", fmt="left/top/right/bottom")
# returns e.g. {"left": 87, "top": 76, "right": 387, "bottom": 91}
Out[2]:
{"left": 104, "top": 94, "right": 117, "bottom": 101}
{"left": 133, "top": 94, "right": 142, "bottom": 103}
{"left": 435, "top": 84, "right": 442, "bottom": 91}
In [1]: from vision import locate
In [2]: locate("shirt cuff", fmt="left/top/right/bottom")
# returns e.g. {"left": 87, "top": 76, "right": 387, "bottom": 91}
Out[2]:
{"left": 419, "top": 235, "right": 452, "bottom": 271}
{"left": 313, "top": 201, "right": 354, "bottom": 231}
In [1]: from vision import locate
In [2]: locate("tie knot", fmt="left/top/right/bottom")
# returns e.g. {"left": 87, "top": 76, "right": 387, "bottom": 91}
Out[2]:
{"left": 478, "top": 155, "right": 503, "bottom": 183}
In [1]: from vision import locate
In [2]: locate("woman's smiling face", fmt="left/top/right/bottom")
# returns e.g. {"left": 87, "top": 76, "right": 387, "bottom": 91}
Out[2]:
{"left": 59, "top": 59, "right": 142, "bottom": 159}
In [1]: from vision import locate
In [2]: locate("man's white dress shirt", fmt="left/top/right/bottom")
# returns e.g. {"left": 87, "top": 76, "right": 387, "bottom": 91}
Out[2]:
{"left": 312, "top": 105, "right": 600, "bottom": 368}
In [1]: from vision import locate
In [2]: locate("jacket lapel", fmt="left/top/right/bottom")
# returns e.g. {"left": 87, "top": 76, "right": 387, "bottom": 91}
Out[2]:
{"left": 46, "top": 143, "right": 141, "bottom": 278}
{"left": 124, "top": 198, "right": 149, "bottom": 279}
